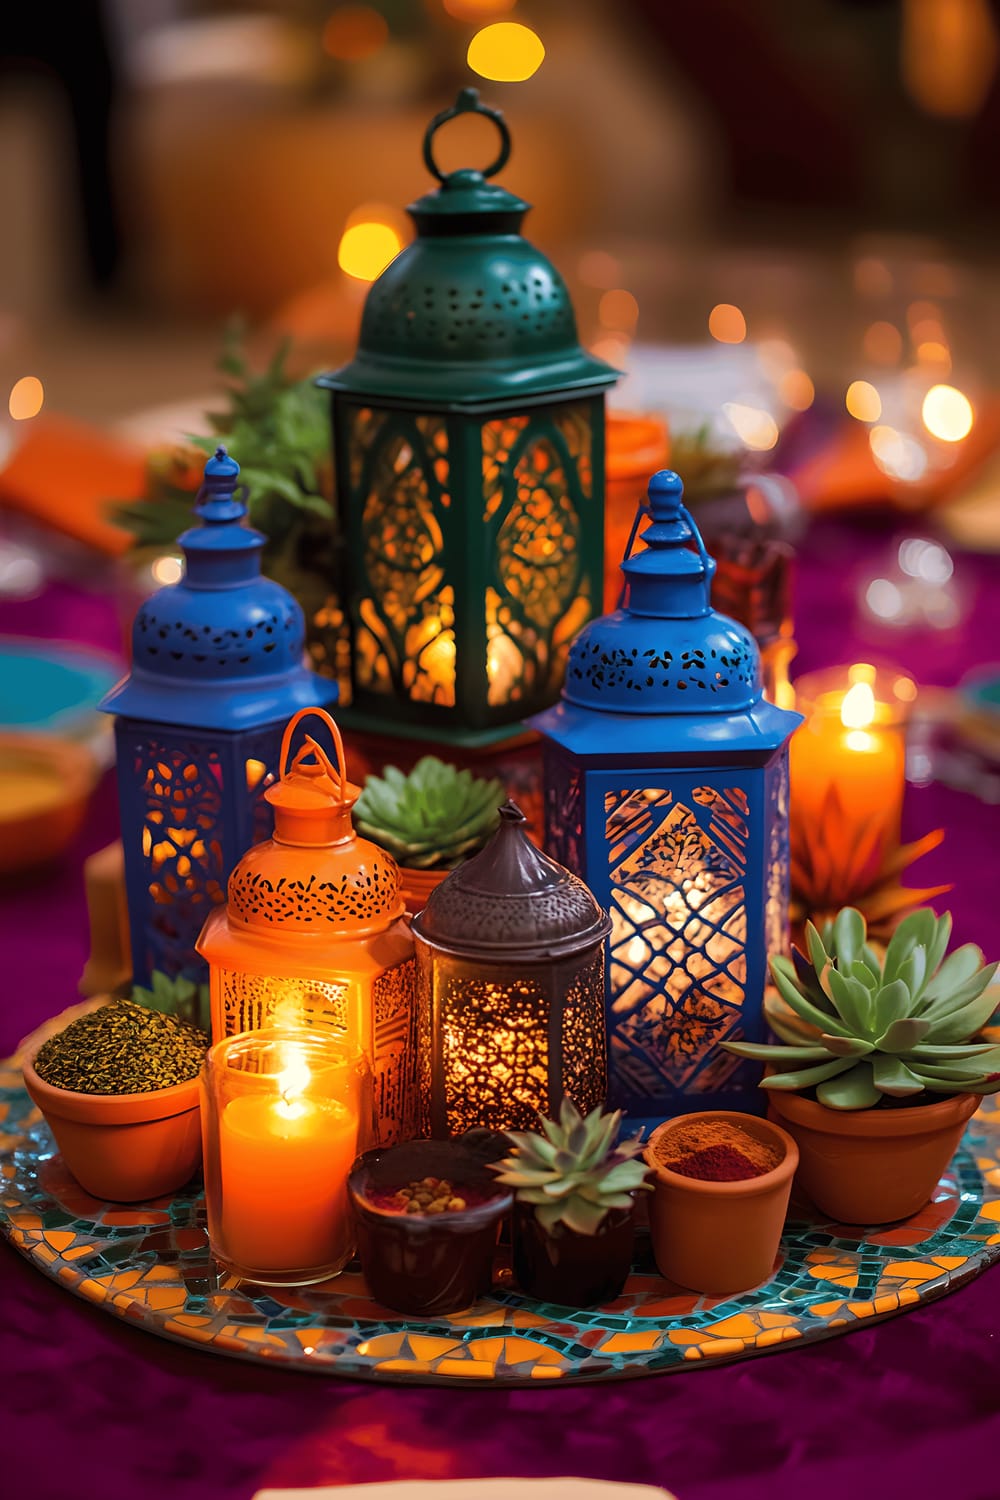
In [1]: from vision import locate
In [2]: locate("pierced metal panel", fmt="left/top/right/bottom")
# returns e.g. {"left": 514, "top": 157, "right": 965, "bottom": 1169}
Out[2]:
{"left": 131, "top": 736, "right": 227, "bottom": 979}
{"left": 481, "top": 404, "right": 593, "bottom": 709}
{"left": 372, "top": 958, "right": 418, "bottom": 1146}
{"left": 605, "top": 784, "right": 750, "bottom": 1106}
{"left": 420, "top": 948, "right": 607, "bottom": 1138}
{"left": 567, "top": 639, "right": 757, "bottom": 706}
{"left": 543, "top": 748, "right": 585, "bottom": 877}
{"left": 214, "top": 967, "right": 351, "bottom": 1040}
{"left": 349, "top": 409, "right": 455, "bottom": 706}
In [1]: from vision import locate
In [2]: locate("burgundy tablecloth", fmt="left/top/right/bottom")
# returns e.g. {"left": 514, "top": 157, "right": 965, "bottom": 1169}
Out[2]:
{"left": 3, "top": 516, "right": 999, "bottom": 1500}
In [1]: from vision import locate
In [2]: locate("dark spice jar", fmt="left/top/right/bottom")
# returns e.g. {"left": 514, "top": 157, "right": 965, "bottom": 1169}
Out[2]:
{"left": 348, "top": 1138, "right": 512, "bottom": 1315}
{"left": 512, "top": 1201, "right": 636, "bottom": 1308}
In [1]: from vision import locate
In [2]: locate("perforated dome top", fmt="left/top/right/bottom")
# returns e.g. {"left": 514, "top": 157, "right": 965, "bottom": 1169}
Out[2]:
{"left": 319, "top": 90, "right": 618, "bottom": 410}
{"left": 101, "top": 448, "right": 333, "bottom": 732}
{"left": 531, "top": 470, "right": 802, "bottom": 760}
{"left": 411, "top": 802, "right": 610, "bottom": 961}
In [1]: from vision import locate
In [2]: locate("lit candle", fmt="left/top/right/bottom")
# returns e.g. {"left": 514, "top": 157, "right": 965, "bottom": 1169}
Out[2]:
{"left": 203, "top": 1032, "right": 367, "bottom": 1283}
{"left": 791, "top": 665, "right": 909, "bottom": 850}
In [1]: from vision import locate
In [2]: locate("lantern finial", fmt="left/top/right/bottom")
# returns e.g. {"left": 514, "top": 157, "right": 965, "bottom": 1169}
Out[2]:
{"left": 620, "top": 469, "right": 715, "bottom": 621}
{"left": 265, "top": 707, "right": 361, "bottom": 848}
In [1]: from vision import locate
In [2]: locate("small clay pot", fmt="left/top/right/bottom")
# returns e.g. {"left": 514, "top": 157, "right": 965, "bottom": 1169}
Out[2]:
{"left": 397, "top": 866, "right": 449, "bottom": 919}
{"left": 349, "top": 1138, "right": 512, "bottom": 1315}
{"left": 23, "top": 1054, "right": 202, "bottom": 1203}
{"left": 645, "top": 1111, "right": 798, "bottom": 1296}
{"left": 767, "top": 1088, "right": 980, "bottom": 1224}
{"left": 512, "top": 1200, "right": 636, "bottom": 1307}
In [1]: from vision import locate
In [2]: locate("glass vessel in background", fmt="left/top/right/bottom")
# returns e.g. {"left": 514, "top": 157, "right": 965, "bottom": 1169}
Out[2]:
{"left": 201, "top": 1027, "right": 373, "bottom": 1286}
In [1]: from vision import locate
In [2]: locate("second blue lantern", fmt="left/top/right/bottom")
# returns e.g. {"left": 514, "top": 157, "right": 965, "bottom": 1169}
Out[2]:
{"left": 101, "top": 448, "right": 336, "bottom": 988}
{"left": 531, "top": 470, "right": 802, "bottom": 1131}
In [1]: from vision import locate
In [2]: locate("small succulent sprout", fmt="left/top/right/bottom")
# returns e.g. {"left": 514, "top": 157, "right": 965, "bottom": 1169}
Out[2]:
{"left": 724, "top": 906, "right": 1000, "bottom": 1110}
{"left": 132, "top": 970, "right": 210, "bottom": 1033}
{"left": 354, "top": 756, "right": 505, "bottom": 870}
{"left": 492, "top": 1098, "right": 650, "bottom": 1236}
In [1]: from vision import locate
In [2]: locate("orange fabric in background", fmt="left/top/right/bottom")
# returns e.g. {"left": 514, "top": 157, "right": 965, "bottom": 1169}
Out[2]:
{"left": 0, "top": 417, "right": 144, "bottom": 556}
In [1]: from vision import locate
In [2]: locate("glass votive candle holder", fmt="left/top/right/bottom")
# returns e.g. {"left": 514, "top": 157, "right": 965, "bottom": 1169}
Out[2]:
{"left": 201, "top": 1027, "right": 373, "bottom": 1286}
{"left": 790, "top": 662, "right": 916, "bottom": 850}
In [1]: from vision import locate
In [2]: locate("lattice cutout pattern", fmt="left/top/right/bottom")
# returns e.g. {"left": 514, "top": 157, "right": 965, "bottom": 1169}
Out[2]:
{"left": 350, "top": 409, "right": 454, "bottom": 705}
{"left": 606, "top": 786, "right": 749, "bottom": 1103}
{"left": 429, "top": 954, "right": 605, "bottom": 1136}
{"left": 543, "top": 750, "right": 584, "bottom": 877}
{"left": 371, "top": 959, "right": 418, "bottom": 1146}
{"left": 215, "top": 968, "right": 352, "bottom": 1040}
{"left": 482, "top": 405, "right": 593, "bottom": 708}
{"left": 228, "top": 865, "right": 400, "bottom": 929}
{"left": 133, "top": 738, "right": 227, "bottom": 978}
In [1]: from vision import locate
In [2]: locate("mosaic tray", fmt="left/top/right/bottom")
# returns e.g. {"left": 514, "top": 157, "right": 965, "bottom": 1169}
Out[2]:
{"left": 3, "top": 1053, "right": 1000, "bottom": 1386}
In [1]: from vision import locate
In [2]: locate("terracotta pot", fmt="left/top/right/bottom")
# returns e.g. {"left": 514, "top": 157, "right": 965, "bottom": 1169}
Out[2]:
{"left": 767, "top": 1088, "right": 980, "bottom": 1224}
{"left": 512, "top": 1200, "right": 635, "bottom": 1307}
{"left": 397, "top": 865, "right": 449, "bottom": 918}
{"left": 604, "top": 411, "right": 670, "bottom": 611}
{"left": 23, "top": 1055, "right": 202, "bottom": 1203}
{"left": 349, "top": 1137, "right": 512, "bottom": 1315}
{"left": 645, "top": 1112, "right": 798, "bottom": 1295}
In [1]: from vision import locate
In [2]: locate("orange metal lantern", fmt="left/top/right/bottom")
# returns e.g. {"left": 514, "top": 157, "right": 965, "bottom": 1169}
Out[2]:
{"left": 197, "top": 708, "right": 416, "bottom": 1144}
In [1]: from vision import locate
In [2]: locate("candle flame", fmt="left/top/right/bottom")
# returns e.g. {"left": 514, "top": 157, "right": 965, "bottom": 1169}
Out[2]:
{"left": 275, "top": 1046, "right": 311, "bottom": 1120}
{"left": 841, "top": 681, "right": 876, "bottom": 730}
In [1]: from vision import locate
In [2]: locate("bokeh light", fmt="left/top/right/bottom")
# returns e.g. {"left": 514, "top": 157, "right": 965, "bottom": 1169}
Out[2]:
{"left": 845, "top": 379, "right": 881, "bottom": 422}
{"left": 322, "top": 6, "right": 388, "bottom": 61}
{"left": 708, "top": 303, "right": 746, "bottom": 344}
{"left": 869, "top": 425, "right": 928, "bottom": 482}
{"left": 151, "top": 554, "right": 184, "bottom": 586}
{"left": 338, "top": 218, "right": 403, "bottom": 281}
{"left": 921, "top": 383, "right": 973, "bottom": 442}
{"left": 577, "top": 250, "right": 621, "bottom": 289}
{"left": 8, "top": 376, "right": 44, "bottom": 421}
{"left": 467, "top": 22, "right": 545, "bottom": 81}
{"left": 598, "top": 288, "right": 639, "bottom": 332}
{"left": 778, "top": 369, "right": 815, "bottom": 411}
{"left": 863, "top": 321, "right": 903, "bottom": 364}
{"left": 916, "top": 340, "right": 951, "bottom": 371}
{"left": 722, "top": 402, "right": 778, "bottom": 450}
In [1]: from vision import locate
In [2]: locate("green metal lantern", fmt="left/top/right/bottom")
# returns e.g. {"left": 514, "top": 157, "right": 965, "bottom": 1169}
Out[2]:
{"left": 318, "top": 88, "right": 619, "bottom": 745}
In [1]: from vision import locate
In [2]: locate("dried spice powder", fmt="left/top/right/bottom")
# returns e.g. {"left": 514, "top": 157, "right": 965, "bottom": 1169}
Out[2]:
{"left": 34, "top": 999, "right": 208, "bottom": 1095}
{"left": 654, "top": 1119, "right": 782, "bottom": 1182}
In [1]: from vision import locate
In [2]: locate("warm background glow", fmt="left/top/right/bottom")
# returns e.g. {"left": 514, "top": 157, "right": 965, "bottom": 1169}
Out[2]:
{"left": 845, "top": 379, "right": 881, "bottom": 422}
{"left": 321, "top": 5, "right": 388, "bottom": 62}
{"left": 337, "top": 218, "right": 403, "bottom": 282}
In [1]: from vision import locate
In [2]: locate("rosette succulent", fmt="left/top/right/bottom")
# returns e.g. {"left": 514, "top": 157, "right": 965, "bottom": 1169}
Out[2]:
{"left": 724, "top": 906, "right": 1000, "bottom": 1110}
{"left": 492, "top": 1099, "right": 650, "bottom": 1234}
{"left": 354, "top": 757, "right": 504, "bottom": 870}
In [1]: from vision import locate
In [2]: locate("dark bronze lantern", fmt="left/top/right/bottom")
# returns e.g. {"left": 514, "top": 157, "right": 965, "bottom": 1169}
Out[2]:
{"left": 411, "top": 802, "right": 611, "bottom": 1136}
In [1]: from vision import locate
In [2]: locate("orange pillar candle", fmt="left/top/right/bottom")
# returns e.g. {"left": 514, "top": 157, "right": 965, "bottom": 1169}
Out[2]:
{"left": 202, "top": 1029, "right": 371, "bottom": 1285}
{"left": 791, "top": 665, "right": 910, "bottom": 851}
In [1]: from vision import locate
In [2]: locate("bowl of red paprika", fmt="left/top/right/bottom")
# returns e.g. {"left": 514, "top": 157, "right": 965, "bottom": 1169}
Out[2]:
{"left": 644, "top": 1111, "right": 798, "bottom": 1295}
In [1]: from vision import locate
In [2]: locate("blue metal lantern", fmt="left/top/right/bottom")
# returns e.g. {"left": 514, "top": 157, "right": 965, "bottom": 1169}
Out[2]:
{"left": 101, "top": 448, "right": 335, "bottom": 988}
{"left": 531, "top": 470, "right": 802, "bottom": 1131}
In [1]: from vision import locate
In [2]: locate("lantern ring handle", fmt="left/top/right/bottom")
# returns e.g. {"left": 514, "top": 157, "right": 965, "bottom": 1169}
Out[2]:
{"left": 278, "top": 708, "right": 348, "bottom": 794}
{"left": 423, "top": 87, "right": 511, "bottom": 184}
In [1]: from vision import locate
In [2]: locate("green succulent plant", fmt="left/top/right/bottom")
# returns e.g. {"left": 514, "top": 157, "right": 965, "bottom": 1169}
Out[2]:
{"left": 723, "top": 906, "right": 1000, "bottom": 1110}
{"left": 492, "top": 1099, "right": 650, "bottom": 1235}
{"left": 132, "top": 970, "right": 210, "bottom": 1035}
{"left": 353, "top": 756, "right": 504, "bottom": 870}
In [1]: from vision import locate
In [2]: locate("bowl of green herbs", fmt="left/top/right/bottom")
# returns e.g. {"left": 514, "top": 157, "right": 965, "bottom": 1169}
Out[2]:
{"left": 23, "top": 999, "right": 208, "bottom": 1203}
